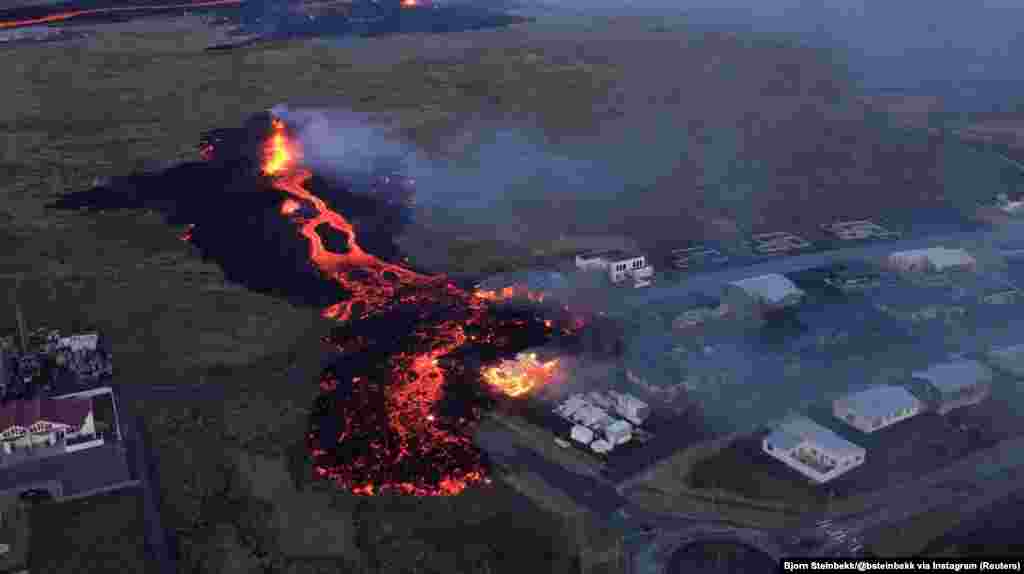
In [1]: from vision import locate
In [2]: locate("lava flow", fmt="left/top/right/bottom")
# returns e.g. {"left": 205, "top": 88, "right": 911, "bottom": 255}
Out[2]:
{"left": 261, "top": 117, "right": 550, "bottom": 496}
{"left": 0, "top": 0, "right": 243, "bottom": 30}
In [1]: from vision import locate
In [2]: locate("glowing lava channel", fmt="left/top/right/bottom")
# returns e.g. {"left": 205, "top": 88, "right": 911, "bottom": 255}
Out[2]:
{"left": 264, "top": 117, "right": 496, "bottom": 496}
{"left": 0, "top": 0, "right": 243, "bottom": 30}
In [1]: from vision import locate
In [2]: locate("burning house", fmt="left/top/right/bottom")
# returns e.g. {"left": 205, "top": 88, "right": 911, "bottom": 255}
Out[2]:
{"left": 574, "top": 250, "right": 654, "bottom": 288}
{"left": 481, "top": 351, "right": 562, "bottom": 398}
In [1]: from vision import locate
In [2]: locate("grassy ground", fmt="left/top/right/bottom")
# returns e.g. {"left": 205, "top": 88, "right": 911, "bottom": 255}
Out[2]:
{"left": 27, "top": 492, "right": 150, "bottom": 574}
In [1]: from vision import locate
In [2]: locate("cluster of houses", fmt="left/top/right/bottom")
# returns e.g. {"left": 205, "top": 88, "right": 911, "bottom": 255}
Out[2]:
{"left": 761, "top": 358, "right": 995, "bottom": 484}
{"left": 553, "top": 390, "right": 650, "bottom": 454}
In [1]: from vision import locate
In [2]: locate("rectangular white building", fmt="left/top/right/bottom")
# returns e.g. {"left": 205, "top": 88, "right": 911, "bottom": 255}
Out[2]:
{"left": 575, "top": 249, "right": 654, "bottom": 286}
{"left": 833, "top": 386, "right": 923, "bottom": 433}
{"left": 762, "top": 416, "right": 866, "bottom": 483}
{"left": 888, "top": 247, "right": 976, "bottom": 273}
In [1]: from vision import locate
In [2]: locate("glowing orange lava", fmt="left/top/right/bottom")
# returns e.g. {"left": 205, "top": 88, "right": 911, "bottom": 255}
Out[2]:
{"left": 265, "top": 117, "right": 497, "bottom": 496}
{"left": 0, "top": 0, "right": 243, "bottom": 30}
{"left": 473, "top": 284, "right": 546, "bottom": 304}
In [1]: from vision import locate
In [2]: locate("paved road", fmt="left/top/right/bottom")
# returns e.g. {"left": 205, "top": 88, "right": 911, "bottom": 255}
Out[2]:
{"left": 626, "top": 223, "right": 1024, "bottom": 308}
{"left": 115, "top": 385, "right": 177, "bottom": 574}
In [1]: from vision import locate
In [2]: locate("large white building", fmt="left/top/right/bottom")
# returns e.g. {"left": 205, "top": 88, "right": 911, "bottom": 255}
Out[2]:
{"left": 726, "top": 273, "right": 805, "bottom": 313}
{"left": 762, "top": 416, "right": 866, "bottom": 483}
{"left": 574, "top": 250, "right": 654, "bottom": 287}
{"left": 833, "top": 386, "right": 923, "bottom": 434}
{"left": 913, "top": 360, "right": 993, "bottom": 415}
{"left": 887, "top": 247, "right": 976, "bottom": 273}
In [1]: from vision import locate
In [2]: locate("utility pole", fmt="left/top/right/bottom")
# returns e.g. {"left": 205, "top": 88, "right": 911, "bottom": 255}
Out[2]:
{"left": 14, "top": 274, "right": 28, "bottom": 354}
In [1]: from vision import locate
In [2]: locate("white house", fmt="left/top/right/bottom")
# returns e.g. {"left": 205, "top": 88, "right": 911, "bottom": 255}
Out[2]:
{"left": 762, "top": 416, "right": 866, "bottom": 483}
{"left": 913, "top": 360, "right": 993, "bottom": 415}
{"left": 726, "top": 274, "right": 805, "bottom": 312}
{"left": 574, "top": 250, "right": 654, "bottom": 286}
{"left": 887, "top": 247, "right": 976, "bottom": 273}
{"left": 833, "top": 386, "right": 923, "bottom": 434}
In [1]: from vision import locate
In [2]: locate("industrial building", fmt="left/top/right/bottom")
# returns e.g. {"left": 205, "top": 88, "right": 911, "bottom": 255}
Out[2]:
{"left": 574, "top": 250, "right": 654, "bottom": 287}
{"left": 887, "top": 247, "right": 977, "bottom": 274}
{"left": 762, "top": 416, "right": 866, "bottom": 484}
{"left": 725, "top": 273, "right": 805, "bottom": 314}
{"left": 833, "top": 386, "right": 923, "bottom": 434}
{"left": 912, "top": 360, "right": 993, "bottom": 415}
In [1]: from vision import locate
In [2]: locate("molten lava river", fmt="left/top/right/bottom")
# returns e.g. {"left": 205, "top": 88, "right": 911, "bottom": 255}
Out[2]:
{"left": 242, "top": 118, "right": 567, "bottom": 496}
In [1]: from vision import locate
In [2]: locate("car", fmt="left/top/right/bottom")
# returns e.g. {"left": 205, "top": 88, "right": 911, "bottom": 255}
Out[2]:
{"left": 19, "top": 489, "right": 54, "bottom": 503}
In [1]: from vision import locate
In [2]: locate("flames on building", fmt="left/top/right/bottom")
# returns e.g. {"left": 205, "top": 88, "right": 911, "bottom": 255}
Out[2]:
{"left": 481, "top": 351, "right": 562, "bottom": 398}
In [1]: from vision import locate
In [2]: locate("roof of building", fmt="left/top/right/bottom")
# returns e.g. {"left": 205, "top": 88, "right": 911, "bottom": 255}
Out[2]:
{"left": 912, "top": 360, "right": 993, "bottom": 393}
{"left": 835, "top": 385, "right": 922, "bottom": 418}
{"left": 577, "top": 249, "right": 645, "bottom": 262}
{"left": 889, "top": 247, "right": 976, "bottom": 270}
{"left": 767, "top": 416, "right": 865, "bottom": 457}
{"left": 729, "top": 274, "right": 805, "bottom": 304}
{"left": 0, "top": 397, "right": 92, "bottom": 431}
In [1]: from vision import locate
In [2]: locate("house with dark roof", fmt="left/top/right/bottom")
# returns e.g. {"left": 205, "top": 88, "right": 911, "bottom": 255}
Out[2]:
{"left": 0, "top": 397, "right": 94, "bottom": 456}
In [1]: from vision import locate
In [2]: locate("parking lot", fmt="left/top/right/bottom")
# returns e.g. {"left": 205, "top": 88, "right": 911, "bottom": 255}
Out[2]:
{"left": 0, "top": 442, "right": 132, "bottom": 498}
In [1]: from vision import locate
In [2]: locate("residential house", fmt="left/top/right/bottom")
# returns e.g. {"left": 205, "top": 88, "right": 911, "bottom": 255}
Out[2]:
{"left": 574, "top": 250, "right": 654, "bottom": 287}
{"left": 0, "top": 397, "right": 95, "bottom": 455}
{"left": 913, "top": 360, "right": 993, "bottom": 415}
{"left": 833, "top": 386, "right": 923, "bottom": 433}
{"left": 762, "top": 416, "right": 866, "bottom": 483}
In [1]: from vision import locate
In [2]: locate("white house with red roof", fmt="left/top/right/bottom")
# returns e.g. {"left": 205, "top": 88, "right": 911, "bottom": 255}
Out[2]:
{"left": 0, "top": 397, "right": 95, "bottom": 455}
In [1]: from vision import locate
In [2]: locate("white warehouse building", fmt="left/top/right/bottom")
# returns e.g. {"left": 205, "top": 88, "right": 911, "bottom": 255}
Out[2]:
{"left": 762, "top": 416, "right": 866, "bottom": 484}
{"left": 833, "top": 386, "right": 923, "bottom": 434}
{"left": 575, "top": 249, "right": 654, "bottom": 287}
